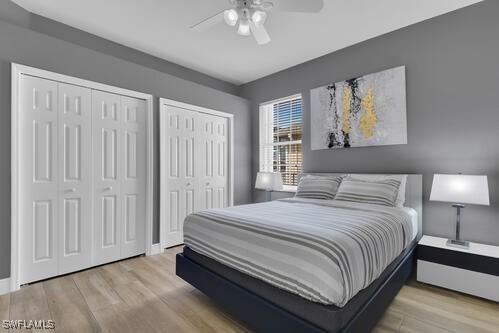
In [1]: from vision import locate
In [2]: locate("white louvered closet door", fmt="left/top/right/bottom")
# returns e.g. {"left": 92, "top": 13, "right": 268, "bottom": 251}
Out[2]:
{"left": 162, "top": 105, "right": 229, "bottom": 248}
{"left": 19, "top": 75, "right": 60, "bottom": 283}
{"left": 57, "top": 83, "right": 92, "bottom": 275}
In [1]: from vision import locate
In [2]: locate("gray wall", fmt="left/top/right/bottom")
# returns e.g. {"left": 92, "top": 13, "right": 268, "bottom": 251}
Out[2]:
{"left": 0, "top": 16, "right": 251, "bottom": 279}
{"left": 240, "top": 1, "right": 499, "bottom": 246}
{"left": 0, "top": 0, "right": 239, "bottom": 95}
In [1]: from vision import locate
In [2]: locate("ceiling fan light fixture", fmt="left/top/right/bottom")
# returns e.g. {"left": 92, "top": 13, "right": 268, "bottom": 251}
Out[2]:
{"left": 237, "top": 19, "right": 251, "bottom": 36}
{"left": 191, "top": 0, "right": 324, "bottom": 44}
{"left": 251, "top": 10, "right": 267, "bottom": 26}
{"left": 223, "top": 9, "right": 239, "bottom": 26}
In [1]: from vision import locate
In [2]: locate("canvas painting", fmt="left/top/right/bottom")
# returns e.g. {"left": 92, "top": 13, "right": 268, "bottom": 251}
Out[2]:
{"left": 310, "top": 66, "right": 407, "bottom": 150}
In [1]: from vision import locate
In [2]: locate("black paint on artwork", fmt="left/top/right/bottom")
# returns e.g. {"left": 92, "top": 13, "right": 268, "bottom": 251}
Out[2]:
{"left": 326, "top": 84, "right": 336, "bottom": 109}
{"left": 324, "top": 77, "right": 362, "bottom": 149}
{"left": 326, "top": 83, "right": 342, "bottom": 148}
{"left": 346, "top": 78, "right": 362, "bottom": 119}
{"left": 342, "top": 131, "right": 351, "bottom": 148}
{"left": 327, "top": 132, "right": 337, "bottom": 148}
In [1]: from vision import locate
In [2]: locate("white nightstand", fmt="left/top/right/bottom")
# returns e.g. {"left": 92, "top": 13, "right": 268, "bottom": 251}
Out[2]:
{"left": 417, "top": 235, "right": 499, "bottom": 302}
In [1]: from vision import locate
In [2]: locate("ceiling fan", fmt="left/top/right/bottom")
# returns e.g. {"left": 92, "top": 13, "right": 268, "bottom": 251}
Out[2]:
{"left": 190, "top": 0, "right": 324, "bottom": 45}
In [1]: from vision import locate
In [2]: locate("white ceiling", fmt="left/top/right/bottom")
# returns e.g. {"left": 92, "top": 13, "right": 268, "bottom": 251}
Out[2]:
{"left": 12, "top": 0, "right": 482, "bottom": 85}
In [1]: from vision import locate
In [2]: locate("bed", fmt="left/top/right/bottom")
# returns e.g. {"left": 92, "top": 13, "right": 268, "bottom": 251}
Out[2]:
{"left": 176, "top": 173, "right": 422, "bottom": 333}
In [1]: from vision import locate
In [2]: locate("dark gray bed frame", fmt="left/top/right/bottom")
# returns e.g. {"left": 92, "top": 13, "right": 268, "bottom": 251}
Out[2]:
{"left": 176, "top": 174, "right": 422, "bottom": 333}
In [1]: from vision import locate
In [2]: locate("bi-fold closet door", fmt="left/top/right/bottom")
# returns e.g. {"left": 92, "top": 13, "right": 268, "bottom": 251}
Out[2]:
{"left": 19, "top": 76, "right": 93, "bottom": 282}
{"left": 92, "top": 91, "right": 146, "bottom": 266}
{"left": 163, "top": 104, "right": 229, "bottom": 248}
{"left": 19, "top": 74, "right": 146, "bottom": 284}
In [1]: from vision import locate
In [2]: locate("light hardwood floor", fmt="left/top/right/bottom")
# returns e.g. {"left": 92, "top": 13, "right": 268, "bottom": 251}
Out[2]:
{"left": 1, "top": 246, "right": 498, "bottom": 333}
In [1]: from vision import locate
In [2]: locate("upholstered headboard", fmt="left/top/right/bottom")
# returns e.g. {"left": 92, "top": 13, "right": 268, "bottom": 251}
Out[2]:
{"left": 298, "top": 173, "right": 423, "bottom": 239}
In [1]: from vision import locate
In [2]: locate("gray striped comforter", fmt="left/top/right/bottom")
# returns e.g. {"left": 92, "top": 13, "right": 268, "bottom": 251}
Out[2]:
{"left": 183, "top": 198, "right": 414, "bottom": 307}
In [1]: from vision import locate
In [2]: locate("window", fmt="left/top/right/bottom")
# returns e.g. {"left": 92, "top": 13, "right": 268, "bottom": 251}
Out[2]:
{"left": 259, "top": 94, "right": 302, "bottom": 189}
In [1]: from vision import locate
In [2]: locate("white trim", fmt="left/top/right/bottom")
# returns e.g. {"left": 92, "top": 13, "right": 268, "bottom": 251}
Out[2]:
{"left": 259, "top": 93, "right": 303, "bottom": 187}
{"left": 144, "top": 96, "right": 154, "bottom": 256}
{"left": 159, "top": 102, "right": 168, "bottom": 250}
{"left": 12, "top": 64, "right": 153, "bottom": 100}
{"left": 258, "top": 93, "right": 302, "bottom": 107}
{"left": 11, "top": 63, "right": 155, "bottom": 292}
{"left": 160, "top": 98, "right": 236, "bottom": 120}
{"left": 0, "top": 278, "right": 10, "bottom": 296}
{"left": 150, "top": 243, "right": 164, "bottom": 256}
{"left": 159, "top": 98, "right": 235, "bottom": 250}
{"left": 11, "top": 64, "right": 21, "bottom": 292}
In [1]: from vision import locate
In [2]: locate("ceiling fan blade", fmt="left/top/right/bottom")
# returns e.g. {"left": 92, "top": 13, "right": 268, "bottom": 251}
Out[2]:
{"left": 249, "top": 22, "right": 271, "bottom": 45}
{"left": 190, "top": 10, "right": 225, "bottom": 31}
{"left": 275, "top": 0, "right": 324, "bottom": 13}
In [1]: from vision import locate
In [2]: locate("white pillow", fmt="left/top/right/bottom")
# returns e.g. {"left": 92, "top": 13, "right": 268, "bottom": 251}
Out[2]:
{"left": 347, "top": 174, "right": 407, "bottom": 207}
{"left": 335, "top": 177, "right": 401, "bottom": 206}
{"left": 295, "top": 175, "right": 343, "bottom": 200}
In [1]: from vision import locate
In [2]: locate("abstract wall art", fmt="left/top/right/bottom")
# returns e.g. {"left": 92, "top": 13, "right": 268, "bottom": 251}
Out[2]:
{"left": 310, "top": 66, "right": 407, "bottom": 150}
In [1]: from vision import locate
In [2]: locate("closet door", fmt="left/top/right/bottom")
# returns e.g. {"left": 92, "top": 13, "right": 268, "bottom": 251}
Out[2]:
{"left": 120, "top": 96, "right": 146, "bottom": 258}
{"left": 19, "top": 75, "right": 59, "bottom": 284}
{"left": 93, "top": 90, "right": 122, "bottom": 265}
{"left": 199, "top": 113, "right": 229, "bottom": 209}
{"left": 58, "top": 83, "right": 92, "bottom": 274}
{"left": 163, "top": 106, "right": 199, "bottom": 247}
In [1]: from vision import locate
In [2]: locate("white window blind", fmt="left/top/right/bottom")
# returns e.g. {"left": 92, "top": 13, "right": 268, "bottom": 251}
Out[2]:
{"left": 259, "top": 94, "right": 303, "bottom": 187}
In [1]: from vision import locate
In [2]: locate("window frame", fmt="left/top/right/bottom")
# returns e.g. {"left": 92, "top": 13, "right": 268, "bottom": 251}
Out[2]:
{"left": 259, "top": 93, "right": 303, "bottom": 192}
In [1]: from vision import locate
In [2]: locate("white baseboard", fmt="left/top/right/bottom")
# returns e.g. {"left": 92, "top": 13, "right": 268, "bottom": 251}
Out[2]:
{"left": 149, "top": 243, "right": 164, "bottom": 256}
{"left": 0, "top": 278, "right": 10, "bottom": 295}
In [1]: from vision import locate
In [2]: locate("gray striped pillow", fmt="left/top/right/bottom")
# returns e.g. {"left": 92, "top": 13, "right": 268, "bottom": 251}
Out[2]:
{"left": 295, "top": 175, "right": 343, "bottom": 200}
{"left": 334, "top": 178, "right": 401, "bottom": 206}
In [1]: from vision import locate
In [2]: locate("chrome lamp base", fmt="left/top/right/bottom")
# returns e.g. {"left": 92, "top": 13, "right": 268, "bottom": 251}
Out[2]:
{"left": 447, "top": 203, "right": 469, "bottom": 249}
{"left": 446, "top": 239, "right": 470, "bottom": 249}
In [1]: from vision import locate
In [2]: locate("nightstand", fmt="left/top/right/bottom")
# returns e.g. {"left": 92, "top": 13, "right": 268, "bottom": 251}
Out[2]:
{"left": 417, "top": 235, "right": 499, "bottom": 302}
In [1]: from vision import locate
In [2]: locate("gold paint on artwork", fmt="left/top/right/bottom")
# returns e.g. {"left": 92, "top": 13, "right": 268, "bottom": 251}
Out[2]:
{"left": 359, "top": 87, "right": 378, "bottom": 138}
{"left": 342, "top": 87, "right": 352, "bottom": 133}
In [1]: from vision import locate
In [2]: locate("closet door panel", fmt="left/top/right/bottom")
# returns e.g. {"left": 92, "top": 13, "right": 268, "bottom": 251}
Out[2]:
{"left": 19, "top": 75, "right": 59, "bottom": 284}
{"left": 58, "top": 83, "right": 92, "bottom": 274}
{"left": 164, "top": 106, "right": 182, "bottom": 247}
{"left": 93, "top": 90, "right": 122, "bottom": 265}
{"left": 163, "top": 106, "right": 199, "bottom": 247}
{"left": 120, "top": 96, "right": 146, "bottom": 258}
{"left": 183, "top": 109, "right": 199, "bottom": 216}
{"left": 199, "top": 114, "right": 228, "bottom": 210}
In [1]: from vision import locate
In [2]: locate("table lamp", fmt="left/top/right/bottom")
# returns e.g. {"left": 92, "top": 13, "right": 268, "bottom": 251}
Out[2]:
{"left": 255, "top": 172, "right": 283, "bottom": 201}
{"left": 429, "top": 174, "right": 489, "bottom": 248}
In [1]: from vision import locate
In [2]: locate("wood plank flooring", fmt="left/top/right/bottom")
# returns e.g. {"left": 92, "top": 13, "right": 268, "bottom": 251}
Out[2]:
{"left": 1, "top": 246, "right": 497, "bottom": 333}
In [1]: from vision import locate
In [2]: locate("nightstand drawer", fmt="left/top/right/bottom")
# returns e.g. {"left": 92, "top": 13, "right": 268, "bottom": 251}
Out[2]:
{"left": 418, "top": 245, "right": 499, "bottom": 276}
{"left": 417, "top": 260, "right": 499, "bottom": 302}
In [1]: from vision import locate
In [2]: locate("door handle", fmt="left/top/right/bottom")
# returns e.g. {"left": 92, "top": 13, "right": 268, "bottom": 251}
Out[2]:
{"left": 186, "top": 182, "right": 192, "bottom": 186}
{"left": 104, "top": 186, "right": 113, "bottom": 191}
{"left": 66, "top": 188, "right": 76, "bottom": 193}
{"left": 206, "top": 182, "right": 210, "bottom": 186}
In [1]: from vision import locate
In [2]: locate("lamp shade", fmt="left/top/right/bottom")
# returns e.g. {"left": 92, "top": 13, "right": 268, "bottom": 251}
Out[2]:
{"left": 429, "top": 174, "right": 490, "bottom": 205}
{"left": 255, "top": 172, "right": 283, "bottom": 191}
